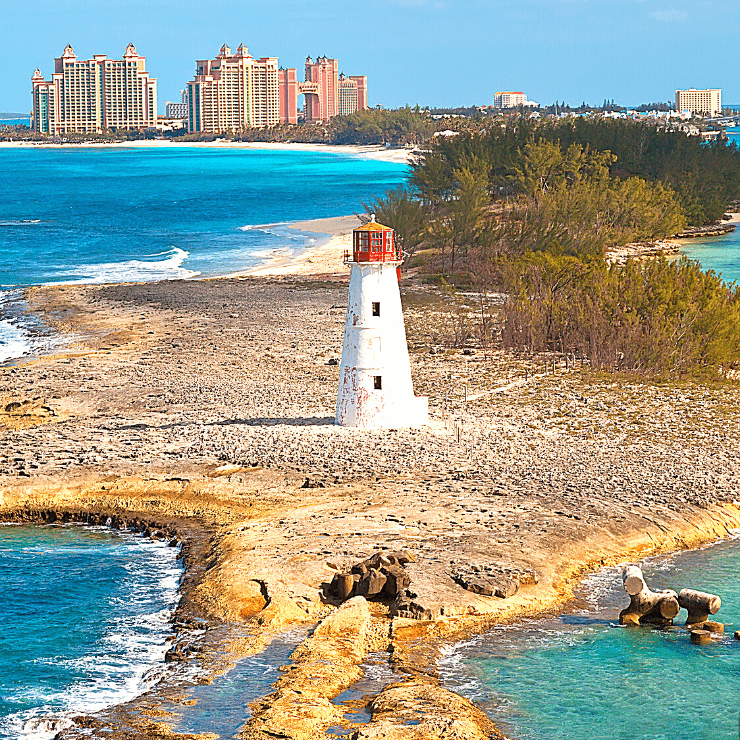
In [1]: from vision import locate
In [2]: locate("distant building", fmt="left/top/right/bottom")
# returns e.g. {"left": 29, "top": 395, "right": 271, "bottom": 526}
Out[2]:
{"left": 494, "top": 91, "right": 536, "bottom": 108}
{"left": 339, "top": 73, "right": 368, "bottom": 116}
{"left": 302, "top": 56, "right": 339, "bottom": 122}
{"left": 165, "top": 90, "right": 188, "bottom": 119}
{"left": 187, "top": 44, "right": 279, "bottom": 133}
{"left": 32, "top": 43, "right": 157, "bottom": 134}
{"left": 675, "top": 88, "right": 722, "bottom": 118}
{"left": 155, "top": 116, "right": 186, "bottom": 132}
{"left": 278, "top": 68, "right": 299, "bottom": 124}
{"left": 278, "top": 56, "right": 368, "bottom": 124}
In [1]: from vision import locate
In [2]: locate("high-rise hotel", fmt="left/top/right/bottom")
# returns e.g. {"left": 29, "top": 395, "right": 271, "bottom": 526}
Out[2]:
{"left": 187, "top": 44, "right": 279, "bottom": 133}
{"left": 675, "top": 89, "right": 722, "bottom": 118}
{"left": 188, "top": 44, "right": 368, "bottom": 132}
{"left": 32, "top": 44, "right": 157, "bottom": 134}
{"left": 279, "top": 56, "right": 367, "bottom": 124}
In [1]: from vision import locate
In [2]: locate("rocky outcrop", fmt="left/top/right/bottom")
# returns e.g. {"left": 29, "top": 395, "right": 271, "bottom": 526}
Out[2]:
{"left": 451, "top": 561, "right": 539, "bottom": 599}
{"left": 242, "top": 596, "right": 375, "bottom": 740}
{"left": 351, "top": 678, "right": 505, "bottom": 740}
{"left": 676, "top": 223, "right": 737, "bottom": 238}
{"left": 605, "top": 240, "right": 681, "bottom": 263}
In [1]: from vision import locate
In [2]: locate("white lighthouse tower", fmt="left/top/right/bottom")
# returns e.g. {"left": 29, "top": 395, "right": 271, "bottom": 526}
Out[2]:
{"left": 335, "top": 218, "right": 428, "bottom": 429}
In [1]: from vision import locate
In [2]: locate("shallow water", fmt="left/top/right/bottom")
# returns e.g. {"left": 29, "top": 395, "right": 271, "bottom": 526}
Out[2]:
{"left": 440, "top": 538, "right": 740, "bottom": 740}
{"left": 0, "top": 524, "right": 182, "bottom": 740}
{"left": 680, "top": 227, "right": 740, "bottom": 284}
{"left": 169, "top": 629, "right": 307, "bottom": 738}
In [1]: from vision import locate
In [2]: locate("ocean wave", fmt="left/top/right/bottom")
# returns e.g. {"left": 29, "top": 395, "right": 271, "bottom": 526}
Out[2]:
{"left": 0, "top": 318, "right": 31, "bottom": 364}
{"left": 239, "top": 223, "right": 324, "bottom": 244}
{"left": 0, "top": 219, "right": 41, "bottom": 227}
{"left": 52, "top": 247, "right": 200, "bottom": 285}
{"left": 239, "top": 221, "right": 288, "bottom": 231}
{"left": 0, "top": 530, "right": 182, "bottom": 740}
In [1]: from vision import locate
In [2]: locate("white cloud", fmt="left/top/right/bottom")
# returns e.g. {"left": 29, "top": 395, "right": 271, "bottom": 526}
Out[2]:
{"left": 649, "top": 8, "right": 688, "bottom": 21}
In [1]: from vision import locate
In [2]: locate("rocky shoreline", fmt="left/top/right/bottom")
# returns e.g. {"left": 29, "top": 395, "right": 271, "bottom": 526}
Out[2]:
{"left": 2, "top": 276, "right": 740, "bottom": 738}
{"left": 675, "top": 222, "right": 737, "bottom": 238}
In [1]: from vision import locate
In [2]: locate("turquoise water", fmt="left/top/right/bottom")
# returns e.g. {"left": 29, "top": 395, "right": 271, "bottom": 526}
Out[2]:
{"left": 0, "top": 524, "right": 181, "bottom": 739}
{"left": 675, "top": 130, "right": 740, "bottom": 283}
{"left": 681, "top": 228, "right": 740, "bottom": 285}
{"left": 0, "top": 146, "right": 406, "bottom": 363}
{"left": 0, "top": 146, "right": 405, "bottom": 288}
{"left": 441, "top": 539, "right": 740, "bottom": 740}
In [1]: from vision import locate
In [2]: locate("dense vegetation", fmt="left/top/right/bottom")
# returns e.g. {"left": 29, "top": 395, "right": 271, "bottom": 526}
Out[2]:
{"left": 230, "top": 107, "right": 447, "bottom": 146}
{"left": 501, "top": 254, "right": 740, "bottom": 376}
{"left": 410, "top": 118, "right": 740, "bottom": 225}
{"left": 369, "top": 119, "right": 740, "bottom": 377}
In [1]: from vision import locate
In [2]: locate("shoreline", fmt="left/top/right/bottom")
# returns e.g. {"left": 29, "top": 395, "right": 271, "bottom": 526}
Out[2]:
{"left": 3, "top": 477, "right": 740, "bottom": 738}
{"left": 230, "top": 214, "right": 361, "bottom": 278}
{"left": 0, "top": 139, "right": 415, "bottom": 164}
{"left": 3, "top": 276, "right": 740, "bottom": 738}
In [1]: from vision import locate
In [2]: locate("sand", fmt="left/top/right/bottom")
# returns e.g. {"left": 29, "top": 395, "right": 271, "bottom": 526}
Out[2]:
{"left": 233, "top": 214, "right": 362, "bottom": 278}
{"left": 0, "top": 139, "right": 415, "bottom": 164}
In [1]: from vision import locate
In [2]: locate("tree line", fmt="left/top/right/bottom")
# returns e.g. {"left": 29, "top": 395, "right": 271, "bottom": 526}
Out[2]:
{"left": 364, "top": 118, "right": 740, "bottom": 378}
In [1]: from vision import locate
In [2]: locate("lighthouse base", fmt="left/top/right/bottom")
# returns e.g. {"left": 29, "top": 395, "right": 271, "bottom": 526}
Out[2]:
{"left": 335, "top": 390, "right": 428, "bottom": 430}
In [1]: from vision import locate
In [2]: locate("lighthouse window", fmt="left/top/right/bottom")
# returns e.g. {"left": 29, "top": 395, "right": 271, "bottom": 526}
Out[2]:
{"left": 372, "top": 302, "right": 380, "bottom": 316}
{"left": 373, "top": 375, "right": 382, "bottom": 390}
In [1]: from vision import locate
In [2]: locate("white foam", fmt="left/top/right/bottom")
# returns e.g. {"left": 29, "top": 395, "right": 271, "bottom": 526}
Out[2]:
{"left": 0, "top": 317, "right": 31, "bottom": 364}
{"left": 2, "top": 531, "right": 183, "bottom": 740}
{"left": 0, "top": 219, "right": 41, "bottom": 226}
{"left": 52, "top": 247, "right": 199, "bottom": 285}
{"left": 238, "top": 221, "right": 288, "bottom": 231}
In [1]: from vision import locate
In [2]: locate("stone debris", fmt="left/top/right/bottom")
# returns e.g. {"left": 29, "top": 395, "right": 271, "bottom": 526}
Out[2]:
{"left": 327, "top": 550, "right": 414, "bottom": 603}
{"left": 450, "top": 561, "right": 538, "bottom": 598}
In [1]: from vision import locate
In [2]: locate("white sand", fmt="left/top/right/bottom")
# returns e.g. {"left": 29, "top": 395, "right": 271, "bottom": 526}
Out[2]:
{"left": 230, "top": 215, "right": 362, "bottom": 278}
{"left": 0, "top": 138, "right": 415, "bottom": 164}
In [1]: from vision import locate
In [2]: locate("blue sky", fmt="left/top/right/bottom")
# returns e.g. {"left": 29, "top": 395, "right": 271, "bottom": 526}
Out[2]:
{"left": 1, "top": 0, "right": 735, "bottom": 113}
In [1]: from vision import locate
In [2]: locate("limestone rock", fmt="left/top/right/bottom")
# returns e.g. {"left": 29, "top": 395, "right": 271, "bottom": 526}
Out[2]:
{"left": 351, "top": 678, "right": 504, "bottom": 739}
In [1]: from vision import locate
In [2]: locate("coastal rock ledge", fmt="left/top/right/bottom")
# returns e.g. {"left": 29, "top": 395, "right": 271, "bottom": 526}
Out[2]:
{"left": 3, "top": 277, "right": 740, "bottom": 738}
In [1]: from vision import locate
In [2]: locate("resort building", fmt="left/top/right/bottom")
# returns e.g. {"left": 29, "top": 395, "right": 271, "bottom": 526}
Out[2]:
{"left": 187, "top": 44, "right": 279, "bottom": 133}
{"left": 302, "top": 56, "right": 339, "bottom": 122}
{"left": 339, "top": 74, "right": 368, "bottom": 116}
{"left": 278, "top": 68, "right": 299, "bottom": 125}
{"left": 277, "top": 57, "right": 368, "bottom": 124}
{"left": 165, "top": 90, "right": 188, "bottom": 119}
{"left": 494, "top": 91, "right": 527, "bottom": 108}
{"left": 32, "top": 44, "right": 157, "bottom": 134}
{"left": 675, "top": 89, "right": 722, "bottom": 118}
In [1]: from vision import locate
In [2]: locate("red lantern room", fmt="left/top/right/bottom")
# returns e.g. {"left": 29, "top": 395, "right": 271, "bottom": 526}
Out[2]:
{"left": 347, "top": 217, "right": 402, "bottom": 263}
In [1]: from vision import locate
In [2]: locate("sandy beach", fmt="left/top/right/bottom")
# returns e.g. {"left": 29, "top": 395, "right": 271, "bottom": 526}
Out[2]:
{"left": 0, "top": 138, "right": 415, "bottom": 164}
{"left": 234, "top": 214, "right": 362, "bottom": 278}
{"left": 2, "top": 265, "right": 740, "bottom": 738}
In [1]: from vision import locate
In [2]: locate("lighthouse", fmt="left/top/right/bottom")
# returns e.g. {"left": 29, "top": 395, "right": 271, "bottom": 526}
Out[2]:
{"left": 335, "top": 218, "right": 428, "bottom": 429}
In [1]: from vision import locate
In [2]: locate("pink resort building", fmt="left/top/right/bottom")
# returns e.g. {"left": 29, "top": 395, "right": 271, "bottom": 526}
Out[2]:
{"left": 187, "top": 44, "right": 279, "bottom": 133}
{"left": 278, "top": 56, "right": 368, "bottom": 125}
{"left": 32, "top": 44, "right": 157, "bottom": 134}
{"left": 185, "top": 44, "right": 369, "bottom": 133}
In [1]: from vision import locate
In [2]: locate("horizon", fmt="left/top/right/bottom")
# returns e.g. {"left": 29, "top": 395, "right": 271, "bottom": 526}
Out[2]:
{"left": 1, "top": 0, "right": 737, "bottom": 113}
